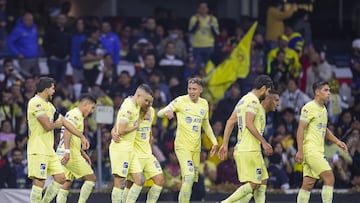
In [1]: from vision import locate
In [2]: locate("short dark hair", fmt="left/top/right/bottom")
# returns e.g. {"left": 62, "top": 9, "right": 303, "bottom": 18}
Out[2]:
{"left": 188, "top": 77, "right": 204, "bottom": 87}
{"left": 253, "top": 75, "right": 273, "bottom": 90}
{"left": 268, "top": 89, "right": 280, "bottom": 96}
{"left": 312, "top": 80, "right": 329, "bottom": 94}
{"left": 36, "top": 77, "right": 54, "bottom": 93}
{"left": 11, "top": 148, "right": 23, "bottom": 156}
{"left": 79, "top": 93, "right": 97, "bottom": 104}
{"left": 138, "top": 84, "right": 154, "bottom": 97}
{"left": 3, "top": 58, "right": 12, "bottom": 66}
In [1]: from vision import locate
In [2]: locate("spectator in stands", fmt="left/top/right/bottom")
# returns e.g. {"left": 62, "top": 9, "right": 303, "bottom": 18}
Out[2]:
{"left": 70, "top": 17, "right": 87, "bottom": 84}
{"left": 284, "top": 24, "right": 304, "bottom": 56}
{"left": 0, "top": 119, "right": 15, "bottom": 159}
{"left": 158, "top": 24, "right": 187, "bottom": 60}
{"left": 126, "top": 37, "right": 154, "bottom": 70}
{"left": 80, "top": 26, "right": 104, "bottom": 87}
{"left": 267, "top": 141, "right": 291, "bottom": 190}
{"left": 279, "top": 78, "right": 310, "bottom": 115}
{"left": 9, "top": 148, "right": 30, "bottom": 188}
{"left": 265, "top": 1, "right": 297, "bottom": 49}
{"left": 158, "top": 41, "right": 185, "bottom": 85}
{"left": 267, "top": 35, "right": 301, "bottom": 80}
{"left": 22, "top": 76, "right": 36, "bottom": 105}
{"left": 0, "top": 147, "right": 16, "bottom": 188}
{"left": 336, "top": 110, "right": 355, "bottom": 140}
{"left": 149, "top": 73, "right": 172, "bottom": 105}
{"left": 134, "top": 52, "right": 161, "bottom": 85}
{"left": 350, "top": 39, "right": 360, "bottom": 104}
{"left": 270, "top": 50, "right": 289, "bottom": 85}
{"left": 140, "top": 17, "right": 159, "bottom": 48}
{"left": 0, "top": 90, "right": 22, "bottom": 130}
{"left": 100, "top": 20, "right": 121, "bottom": 67}
{"left": 199, "top": 148, "right": 217, "bottom": 191}
{"left": 110, "top": 70, "right": 136, "bottom": 98}
{"left": 188, "top": 2, "right": 219, "bottom": 71}
{"left": 95, "top": 54, "right": 115, "bottom": 94}
{"left": 119, "top": 25, "right": 132, "bottom": 60}
{"left": 216, "top": 146, "right": 240, "bottom": 191}
{"left": 212, "top": 83, "right": 241, "bottom": 126}
{"left": 202, "top": 120, "right": 224, "bottom": 166}
{"left": 0, "top": 0, "right": 8, "bottom": 51}
{"left": 328, "top": 77, "right": 349, "bottom": 123}
{"left": 7, "top": 12, "right": 40, "bottom": 76}
{"left": 43, "top": 13, "right": 70, "bottom": 84}
{"left": 324, "top": 128, "right": 353, "bottom": 188}
{"left": 0, "top": 58, "right": 24, "bottom": 91}
{"left": 347, "top": 129, "right": 360, "bottom": 189}
{"left": 163, "top": 150, "right": 181, "bottom": 195}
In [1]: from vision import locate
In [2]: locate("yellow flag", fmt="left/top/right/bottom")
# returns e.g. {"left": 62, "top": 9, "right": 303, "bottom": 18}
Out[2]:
{"left": 205, "top": 21, "right": 258, "bottom": 103}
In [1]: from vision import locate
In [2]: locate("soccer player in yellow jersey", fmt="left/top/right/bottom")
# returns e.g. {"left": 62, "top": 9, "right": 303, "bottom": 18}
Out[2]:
{"left": 56, "top": 94, "right": 97, "bottom": 203}
{"left": 109, "top": 84, "right": 154, "bottom": 203}
{"left": 119, "top": 105, "right": 164, "bottom": 203}
{"left": 27, "top": 77, "right": 90, "bottom": 203}
{"left": 295, "top": 81, "right": 348, "bottom": 203}
{"left": 157, "top": 77, "right": 218, "bottom": 203}
{"left": 218, "top": 75, "right": 273, "bottom": 203}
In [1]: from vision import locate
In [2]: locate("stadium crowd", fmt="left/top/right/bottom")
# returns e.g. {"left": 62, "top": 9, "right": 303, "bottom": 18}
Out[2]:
{"left": 0, "top": 0, "right": 359, "bottom": 199}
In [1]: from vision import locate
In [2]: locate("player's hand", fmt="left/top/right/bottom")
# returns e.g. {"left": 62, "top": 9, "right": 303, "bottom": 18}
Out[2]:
{"left": 82, "top": 152, "right": 92, "bottom": 165}
{"left": 54, "top": 119, "right": 63, "bottom": 129}
{"left": 134, "top": 119, "right": 140, "bottom": 129}
{"left": 143, "top": 108, "right": 151, "bottom": 120}
{"left": 210, "top": 145, "right": 218, "bottom": 157}
{"left": 218, "top": 144, "right": 228, "bottom": 160}
{"left": 337, "top": 140, "right": 348, "bottom": 153}
{"left": 262, "top": 142, "right": 273, "bottom": 156}
{"left": 164, "top": 109, "right": 174, "bottom": 119}
{"left": 80, "top": 136, "right": 90, "bottom": 150}
{"left": 61, "top": 153, "right": 70, "bottom": 165}
{"left": 111, "top": 127, "right": 121, "bottom": 143}
{"left": 295, "top": 151, "right": 303, "bottom": 163}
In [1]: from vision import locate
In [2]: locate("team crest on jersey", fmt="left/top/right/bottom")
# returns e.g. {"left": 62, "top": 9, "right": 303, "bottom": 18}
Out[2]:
{"left": 185, "top": 116, "right": 192, "bottom": 123}
{"left": 200, "top": 109, "right": 205, "bottom": 116}
{"left": 185, "top": 108, "right": 190, "bottom": 112}
{"left": 127, "top": 110, "right": 132, "bottom": 115}
{"left": 154, "top": 160, "right": 161, "bottom": 169}
{"left": 252, "top": 100, "right": 257, "bottom": 104}
{"left": 36, "top": 104, "right": 41, "bottom": 108}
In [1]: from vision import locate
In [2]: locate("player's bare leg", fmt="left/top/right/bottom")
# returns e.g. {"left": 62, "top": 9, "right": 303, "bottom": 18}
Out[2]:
{"left": 297, "top": 176, "right": 316, "bottom": 203}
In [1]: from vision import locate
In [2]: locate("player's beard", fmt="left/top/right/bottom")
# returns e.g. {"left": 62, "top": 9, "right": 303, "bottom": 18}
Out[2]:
{"left": 259, "top": 93, "right": 266, "bottom": 101}
{"left": 48, "top": 94, "right": 53, "bottom": 101}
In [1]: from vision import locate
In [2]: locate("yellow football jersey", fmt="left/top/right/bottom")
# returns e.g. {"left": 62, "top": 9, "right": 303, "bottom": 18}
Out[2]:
{"left": 27, "top": 95, "right": 57, "bottom": 155}
{"left": 110, "top": 97, "right": 140, "bottom": 151}
{"left": 235, "top": 92, "right": 265, "bottom": 152}
{"left": 57, "top": 107, "right": 84, "bottom": 157}
{"left": 300, "top": 100, "right": 328, "bottom": 154}
{"left": 170, "top": 95, "right": 210, "bottom": 152}
{"left": 134, "top": 107, "right": 155, "bottom": 158}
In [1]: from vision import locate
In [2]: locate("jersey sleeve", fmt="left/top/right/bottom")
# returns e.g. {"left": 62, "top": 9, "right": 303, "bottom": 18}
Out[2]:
{"left": 299, "top": 105, "right": 312, "bottom": 123}
{"left": 30, "top": 100, "right": 46, "bottom": 118}
{"left": 246, "top": 99, "right": 258, "bottom": 115}
{"left": 116, "top": 102, "right": 133, "bottom": 123}
{"left": 169, "top": 96, "right": 181, "bottom": 112}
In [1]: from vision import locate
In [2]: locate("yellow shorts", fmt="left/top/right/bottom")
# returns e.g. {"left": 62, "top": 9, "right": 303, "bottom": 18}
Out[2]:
{"left": 234, "top": 150, "right": 268, "bottom": 184}
{"left": 175, "top": 147, "right": 199, "bottom": 182}
{"left": 28, "top": 153, "right": 64, "bottom": 179}
{"left": 128, "top": 155, "right": 163, "bottom": 181}
{"left": 58, "top": 154, "right": 94, "bottom": 181}
{"left": 109, "top": 149, "right": 142, "bottom": 177}
{"left": 303, "top": 152, "right": 331, "bottom": 179}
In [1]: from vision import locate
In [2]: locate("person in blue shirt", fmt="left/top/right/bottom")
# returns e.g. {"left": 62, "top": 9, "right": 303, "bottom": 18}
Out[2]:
{"left": 70, "top": 17, "right": 87, "bottom": 84}
{"left": 7, "top": 12, "right": 40, "bottom": 77}
{"left": 100, "top": 20, "right": 121, "bottom": 67}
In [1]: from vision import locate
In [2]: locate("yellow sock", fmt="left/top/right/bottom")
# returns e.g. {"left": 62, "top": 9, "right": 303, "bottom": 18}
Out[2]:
{"left": 78, "top": 181, "right": 95, "bottom": 203}
{"left": 239, "top": 193, "right": 253, "bottom": 203}
{"left": 30, "top": 185, "right": 43, "bottom": 203}
{"left": 221, "top": 182, "right": 252, "bottom": 203}
{"left": 297, "top": 189, "right": 311, "bottom": 203}
{"left": 321, "top": 185, "right": 333, "bottom": 203}
{"left": 254, "top": 184, "right": 266, "bottom": 203}
{"left": 111, "top": 187, "right": 123, "bottom": 203}
{"left": 178, "top": 175, "right": 194, "bottom": 203}
{"left": 42, "top": 181, "right": 62, "bottom": 203}
{"left": 146, "top": 184, "right": 163, "bottom": 203}
{"left": 122, "top": 187, "right": 129, "bottom": 203}
{"left": 56, "top": 189, "right": 69, "bottom": 203}
{"left": 126, "top": 184, "right": 143, "bottom": 203}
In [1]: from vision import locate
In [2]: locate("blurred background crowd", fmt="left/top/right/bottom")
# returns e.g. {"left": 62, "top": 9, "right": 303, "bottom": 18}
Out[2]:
{"left": 0, "top": 0, "right": 360, "bottom": 200}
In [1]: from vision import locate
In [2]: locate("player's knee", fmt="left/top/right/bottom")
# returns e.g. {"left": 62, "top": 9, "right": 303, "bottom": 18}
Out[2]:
{"left": 152, "top": 174, "right": 165, "bottom": 186}
{"left": 55, "top": 174, "right": 66, "bottom": 185}
{"left": 323, "top": 172, "right": 335, "bottom": 186}
{"left": 120, "top": 178, "right": 127, "bottom": 189}
{"left": 133, "top": 173, "right": 145, "bottom": 186}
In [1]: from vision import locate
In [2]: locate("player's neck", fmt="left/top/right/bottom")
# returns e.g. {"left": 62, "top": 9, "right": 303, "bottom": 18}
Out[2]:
{"left": 36, "top": 92, "right": 48, "bottom": 101}
{"left": 251, "top": 89, "right": 262, "bottom": 99}
{"left": 314, "top": 97, "right": 324, "bottom": 107}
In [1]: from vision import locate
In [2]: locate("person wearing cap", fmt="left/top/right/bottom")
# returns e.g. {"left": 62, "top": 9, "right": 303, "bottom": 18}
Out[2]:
{"left": 267, "top": 34, "right": 301, "bottom": 80}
